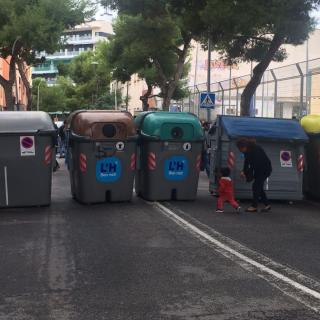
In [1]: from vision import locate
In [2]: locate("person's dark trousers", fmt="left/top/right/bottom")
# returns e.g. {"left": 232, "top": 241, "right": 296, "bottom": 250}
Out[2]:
{"left": 252, "top": 175, "right": 270, "bottom": 208}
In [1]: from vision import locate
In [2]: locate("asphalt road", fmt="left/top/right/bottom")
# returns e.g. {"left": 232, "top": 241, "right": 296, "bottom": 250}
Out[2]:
{"left": 0, "top": 162, "right": 319, "bottom": 319}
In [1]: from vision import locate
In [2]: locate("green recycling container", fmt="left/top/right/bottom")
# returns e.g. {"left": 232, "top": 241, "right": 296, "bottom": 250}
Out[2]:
{"left": 135, "top": 112, "right": 204, "bottom": 201}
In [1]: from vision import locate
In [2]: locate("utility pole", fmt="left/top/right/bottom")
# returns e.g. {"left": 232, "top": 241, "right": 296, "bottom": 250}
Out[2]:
{"left": 114, "top": 82, "right": 118, "bottom": 110}
{"left": 126, "top": 81, "right": 129, "bottom": 111}
{"left": 207, "top": 37, "right": 212, "bottom": 122}
{"left": 36, "top": 79, "right": 45, "bottom": 111}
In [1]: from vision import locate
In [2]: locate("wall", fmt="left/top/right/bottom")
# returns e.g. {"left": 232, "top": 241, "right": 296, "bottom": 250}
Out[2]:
{"left": 189, "top": 29, "right": 320, "bottom": 87}
{"left": 0, "top": 57, "right": 31, "bottom": 111}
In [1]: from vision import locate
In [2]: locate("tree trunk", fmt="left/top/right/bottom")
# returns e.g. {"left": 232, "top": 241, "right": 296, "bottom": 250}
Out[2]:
{"left": 17, "top": 59, "right": 32, "bottom": 111}
{"left": 240, "top": 35, "right": 283, "bottom": 116}
{"left": 162, "top": 89, "right": 171, "bottom": 111}
{"left": 161, "top": 81, "right": 179, "bottom": 111}
{"left": 140, "top": 84, "right": 152, "bottom": 111}
{"left": 156, "top": 38, "right": 191, "bottom": 111}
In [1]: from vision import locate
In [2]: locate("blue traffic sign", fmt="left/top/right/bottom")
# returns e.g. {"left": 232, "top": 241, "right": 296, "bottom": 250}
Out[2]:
{"left": 200, "top": 92, "right": 216, "bottom": 109}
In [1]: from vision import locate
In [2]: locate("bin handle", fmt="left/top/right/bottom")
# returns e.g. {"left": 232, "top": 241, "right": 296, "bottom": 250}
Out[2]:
{"left": 70, "top": 132, "right": 91, "bottom": 141}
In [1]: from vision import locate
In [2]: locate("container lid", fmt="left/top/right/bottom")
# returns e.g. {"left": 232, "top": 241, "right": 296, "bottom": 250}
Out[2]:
{"left": 69, "top": 110, "right": 136, "bottom": 140}
{"left": 0, "top": 111, "right": 55, "bottom": 134}
{"left": 301, "top": 115, "right": 320, "bottom": 134}
{"left": 221, "top": 116, "right": 309, "bottom": 142}
{"left": 135, "top": 112, "right": 204, "bottom": 141}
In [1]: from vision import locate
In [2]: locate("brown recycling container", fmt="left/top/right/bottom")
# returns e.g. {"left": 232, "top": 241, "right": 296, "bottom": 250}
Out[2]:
{"left": 66, "top": 110, "right": 137, "bottom": 203}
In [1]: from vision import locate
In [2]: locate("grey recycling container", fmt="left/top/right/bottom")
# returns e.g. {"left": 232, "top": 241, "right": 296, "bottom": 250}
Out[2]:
{"left": 209, "top": 116, "right": 309, "bottom": 200}
{"left": 0, "top": 111, "right": 56, "bottom": 208}
{"left": 67, "top": 110, "right": 137, "bottom": 204}
{"left": 135, "top": 112, "right": 204, "bottom": 201}
{"left": 304, "top": 134, "right": 320, "bottom": 200}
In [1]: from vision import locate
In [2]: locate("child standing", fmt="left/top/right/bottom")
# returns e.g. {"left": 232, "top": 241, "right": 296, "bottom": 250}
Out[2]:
{"left": 216, "top": 167, "right": 241, "bottom": 213}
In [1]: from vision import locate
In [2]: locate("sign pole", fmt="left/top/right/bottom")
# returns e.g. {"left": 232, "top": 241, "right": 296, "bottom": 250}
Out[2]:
{"left": 207, "top": 37, "right": 211, "bottom": 122}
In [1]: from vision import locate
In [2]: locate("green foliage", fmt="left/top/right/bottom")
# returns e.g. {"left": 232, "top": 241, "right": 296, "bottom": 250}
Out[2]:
{"left": 104, "top": 0, "right": 319, "bottom": 114}
{"left": 102, "top": 0, "right": 200, "bottom": 109}
{"left": 32, "top": 77, "right": 77, "bottom": 112}
{"left": 202, "top": 0, "right": 319, "bottom": 64}
{"left": 0, "top": 0, "right": 95, "bottom": 110}
{"left": 201, "top": 0, "right": 320, "bottom": 115}
{"left": 34, "top": 43, "right": 121, "bottom": 112}
{"left": 67, "top": 42, "right": 121, "bottom": 109}
{"left": 0, "top": 0, "right": 95, "bottom": 62}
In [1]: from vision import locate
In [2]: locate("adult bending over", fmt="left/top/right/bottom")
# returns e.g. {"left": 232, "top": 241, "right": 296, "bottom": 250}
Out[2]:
{"left": 236, "top": 138, "right": 272, "bottom": 213}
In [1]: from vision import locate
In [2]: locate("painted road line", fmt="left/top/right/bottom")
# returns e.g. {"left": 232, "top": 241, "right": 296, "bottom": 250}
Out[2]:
{"left": 151, "top": 201, "right": 320, "bottom": 313}
{"left": 4, "top": 166, "right": 8, "bottom": 206}
{"left": 162, "top": 202, "right": 320, "bottom": 293}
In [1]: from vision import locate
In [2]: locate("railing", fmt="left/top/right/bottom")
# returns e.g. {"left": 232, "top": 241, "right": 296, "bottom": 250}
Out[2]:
{"left": 182, "top": 58, "right": 320, "bottom": 120}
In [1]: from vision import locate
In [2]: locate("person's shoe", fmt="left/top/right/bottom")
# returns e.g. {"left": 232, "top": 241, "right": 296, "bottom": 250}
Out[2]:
{"left": 246, "top": 206, "right": 258, "bottom": 213}
{"left": 216, "top": 209, "right": 224, "bottom": 213}
{"left": 236, "top": 206, "right": 242, "bottom": 214}
{"left": 261, "top": 205, "right": 272, "bottom": 213}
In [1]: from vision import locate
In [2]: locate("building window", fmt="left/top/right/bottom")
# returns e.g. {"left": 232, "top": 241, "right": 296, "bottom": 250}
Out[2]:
{"left": 95, "top": 32, "right": 109, "bottom": 38}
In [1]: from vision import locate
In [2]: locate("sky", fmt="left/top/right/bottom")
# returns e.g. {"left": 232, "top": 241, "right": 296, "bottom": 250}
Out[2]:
{"left": 95, "top": 6, "right": 320, "bottom": 27}
{"left": 313, "top": 10, "right": 320, "bottom": 26}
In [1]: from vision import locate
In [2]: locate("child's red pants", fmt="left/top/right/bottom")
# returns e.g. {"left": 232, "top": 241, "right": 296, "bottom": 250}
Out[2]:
{"left": 217, "top": 194, "right": 239, "bottom": 210}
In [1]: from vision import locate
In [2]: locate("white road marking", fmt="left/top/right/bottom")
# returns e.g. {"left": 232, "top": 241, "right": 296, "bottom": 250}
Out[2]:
{"left": 151, "top": 201, "right": 320, "bottom": 313}
{"left": 4, "top": 166, "right": 8, "bottom": 206}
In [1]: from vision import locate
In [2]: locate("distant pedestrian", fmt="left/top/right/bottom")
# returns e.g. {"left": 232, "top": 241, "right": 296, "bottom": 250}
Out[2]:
{"left": 237, "top": 138, "right": 272, "bottom": 213}
{"left": 201, "top": 121, "right": 211, "bottom": 177}
{"left": 58, "top": 121, "right": 66, "bottom": 158}
{"left": 52, "top": 121, "right": 60, "bottom": 172}
{"left": 216, "top": 167, "right": 241, "bottom": 214}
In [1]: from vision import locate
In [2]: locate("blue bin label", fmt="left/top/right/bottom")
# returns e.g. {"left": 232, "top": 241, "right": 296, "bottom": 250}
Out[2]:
{"left": 164, "top": 156, "right": 189, "bottom": 181}
{"left": 96, "top": 157, "right": 121, "bottom": 183}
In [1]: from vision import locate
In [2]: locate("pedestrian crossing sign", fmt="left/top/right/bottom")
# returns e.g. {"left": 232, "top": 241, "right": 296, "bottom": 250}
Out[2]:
{"left": 200, "top": 92, "right": 216, "bottom": 109}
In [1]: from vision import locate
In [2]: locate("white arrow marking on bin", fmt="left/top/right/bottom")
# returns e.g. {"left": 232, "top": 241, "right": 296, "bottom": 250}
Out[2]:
{"left": 4, "top": 166, "right": 8, "bottom": 206}
{"left": 150, "top": 201, "right": 320, "bottom": 313}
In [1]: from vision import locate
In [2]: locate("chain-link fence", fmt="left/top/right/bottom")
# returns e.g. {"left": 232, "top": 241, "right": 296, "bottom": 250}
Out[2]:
{"left": 181, "top": 58, "right": 320, "bottom": 120}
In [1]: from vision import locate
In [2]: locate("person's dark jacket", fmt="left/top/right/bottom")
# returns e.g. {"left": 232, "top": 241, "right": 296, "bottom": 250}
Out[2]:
{"left": 59, "top": 125, "right": 66, "bottom": 141}
{"left": 243, "top": 144, "right": 272, "bottom": 179}
{"left": 53, "top": 123, "right": 59, "bottom": 147}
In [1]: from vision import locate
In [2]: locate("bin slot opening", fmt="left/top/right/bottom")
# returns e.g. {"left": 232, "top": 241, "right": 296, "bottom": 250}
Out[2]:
{"left": 91, "top": 122, "right": 128, "bottom": 140}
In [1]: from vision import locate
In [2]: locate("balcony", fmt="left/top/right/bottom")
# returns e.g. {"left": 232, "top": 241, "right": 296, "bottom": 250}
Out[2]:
{"left": 64, "top": 35, "right": 94, "bottom": 45}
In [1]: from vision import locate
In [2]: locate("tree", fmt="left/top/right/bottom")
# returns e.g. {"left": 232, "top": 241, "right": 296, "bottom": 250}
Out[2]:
{"left": 104, "top": 0, "right": 320, "bottom": 116}
{"left": 32, "top": 42, "right": 122, "bottom": 112}
{"left": 102, "top": 0, "right": 207, "bottom": 111}
{"left": 67, "top": 42, "right": 121, "bottom": 109}
{"left": 0, "top": 0, "right": 94, "bottom": 110}
{"left": 201, "top": 0, "right": 320, "bottom": 115}
{"left": 32, "top": 77, "right": 68, "bottom": 112}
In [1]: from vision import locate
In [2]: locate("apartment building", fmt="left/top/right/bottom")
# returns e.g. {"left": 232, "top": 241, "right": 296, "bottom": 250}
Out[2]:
{"left": 32, "top": 20, "right": 113, "bottom": 84}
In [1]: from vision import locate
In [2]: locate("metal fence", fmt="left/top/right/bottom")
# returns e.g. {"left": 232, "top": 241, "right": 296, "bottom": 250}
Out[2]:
{"left": 182, "top": 58, "right": 320, "bottom": 120}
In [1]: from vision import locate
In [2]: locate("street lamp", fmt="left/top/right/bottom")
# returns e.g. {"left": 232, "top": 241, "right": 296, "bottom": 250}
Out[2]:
{"left": 91, "top": 61, "right": 99, "bottom": 106}
{"left": 36, "top": 79, "right": 46, "bottom": 111}
{"left": 110, "top": 70, "right": 118, "bottom": 110}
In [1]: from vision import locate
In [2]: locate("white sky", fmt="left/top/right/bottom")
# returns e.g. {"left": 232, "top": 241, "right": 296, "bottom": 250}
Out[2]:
{"left": 95, "top": 6, "right": 320, "bottom": 26}
{"left": 312, "top": 10, "right": 320, "bottom": 26}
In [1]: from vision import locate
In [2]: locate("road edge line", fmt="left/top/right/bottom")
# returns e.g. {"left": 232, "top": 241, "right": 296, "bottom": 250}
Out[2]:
{"left": 152, "top": 201, "right": 320, "bottom": 313}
